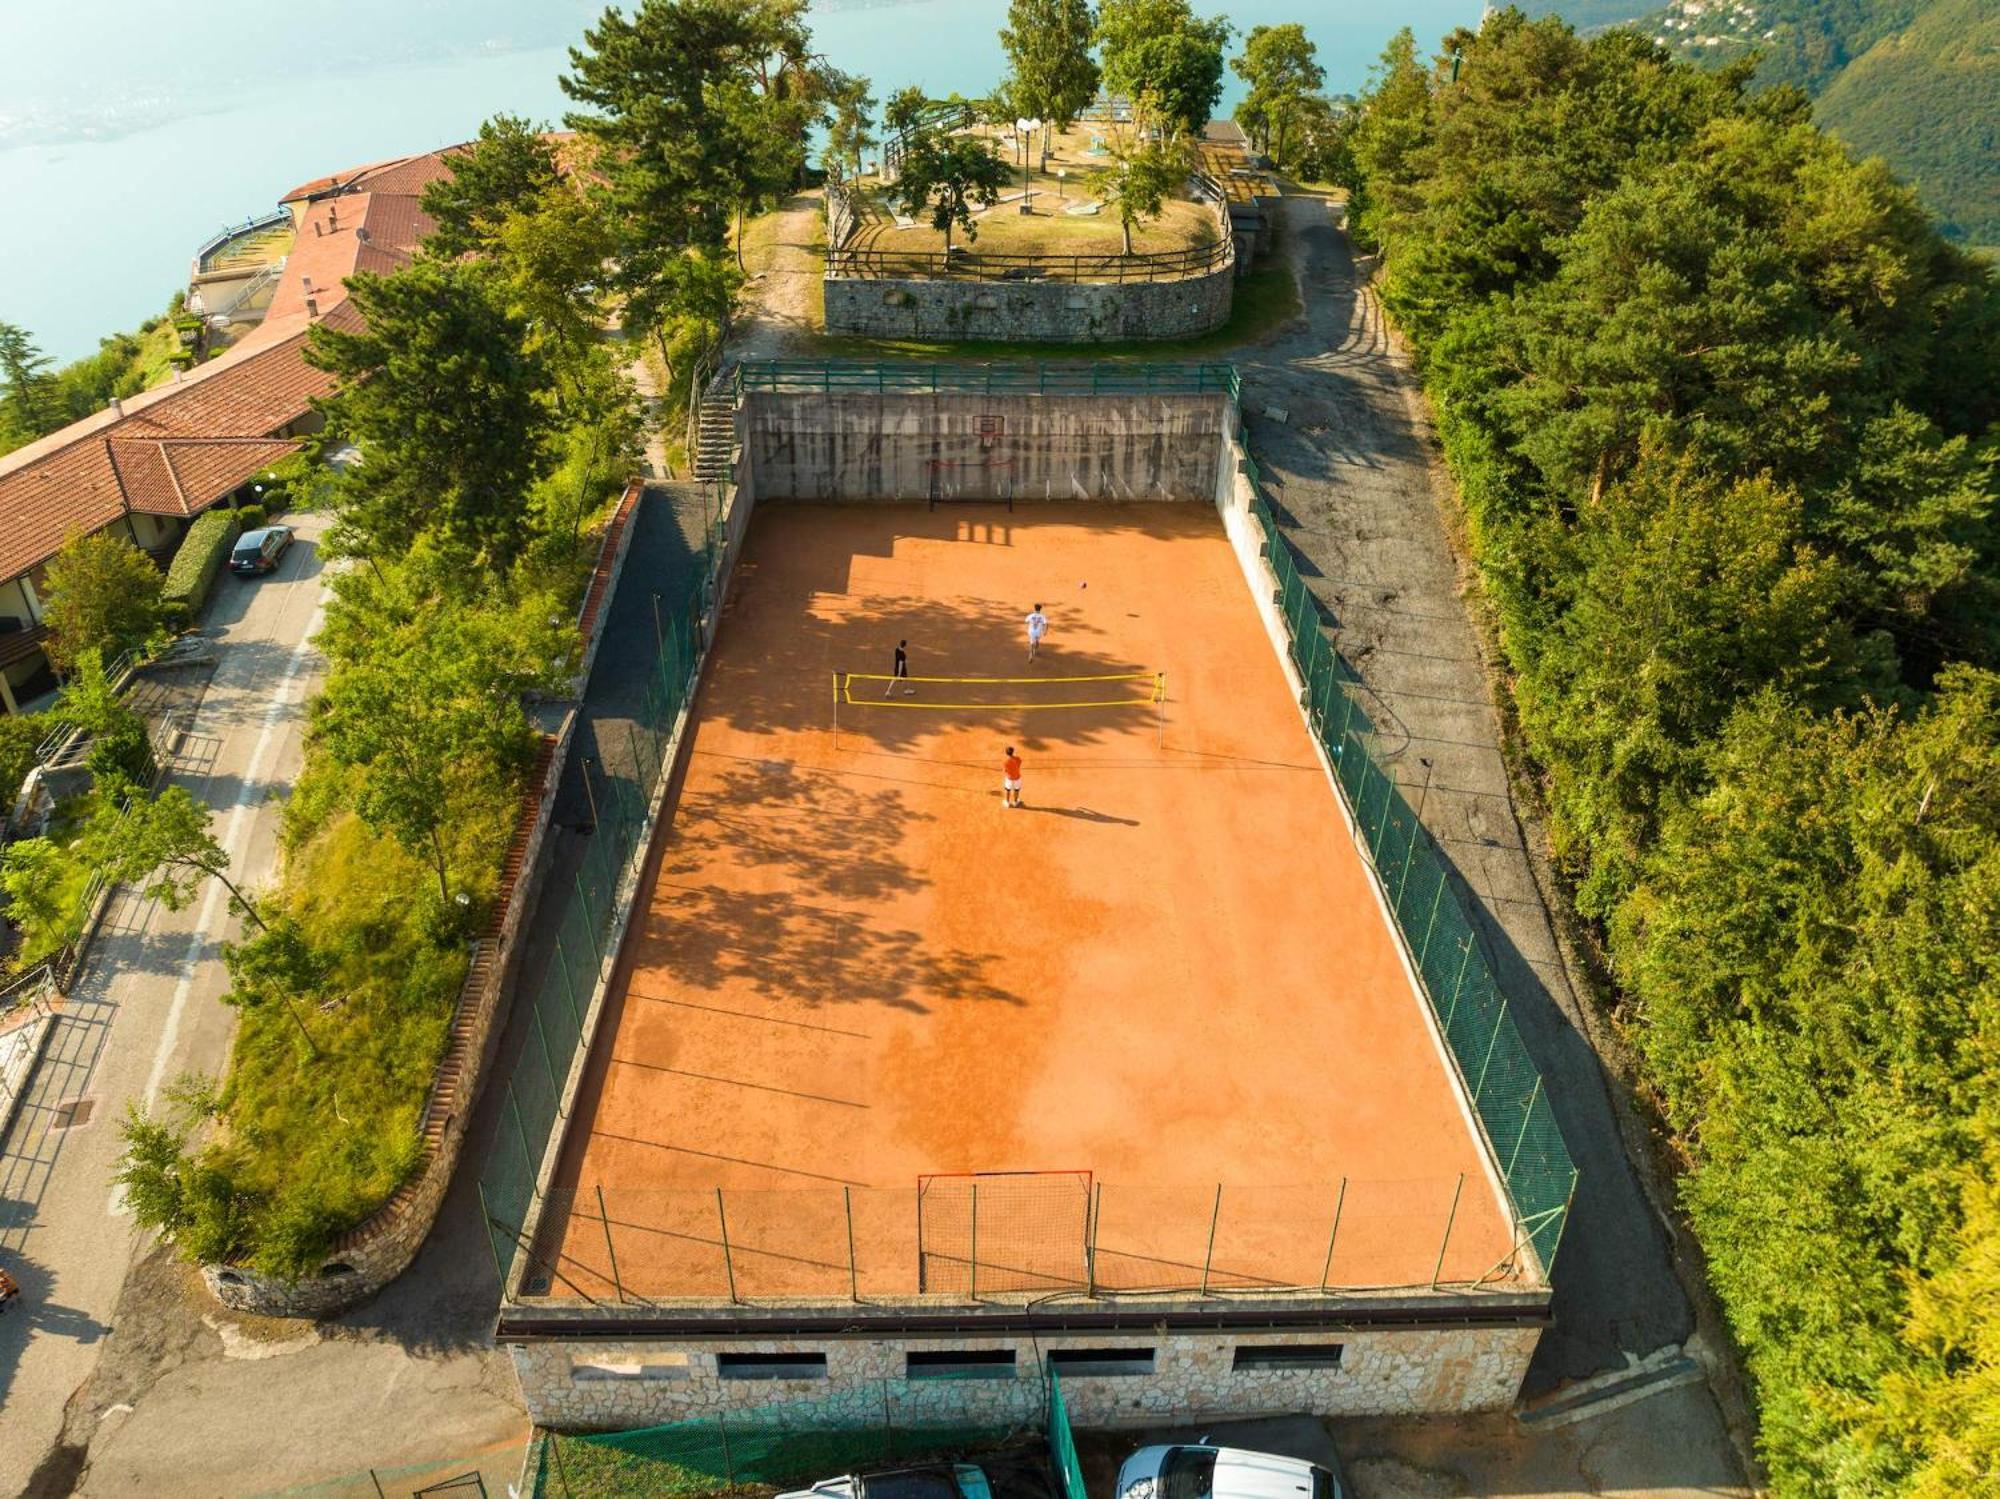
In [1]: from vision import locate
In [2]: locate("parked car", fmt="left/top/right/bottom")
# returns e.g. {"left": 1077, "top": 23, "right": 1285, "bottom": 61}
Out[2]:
{"left": 1115, "top": 1445, "right": 1345, "bottom": 1499}
{"left": 230, "top": 524, "right": 294, "bottom": 576}
{"left": 779, "top": 1464, "right": 995, "bottom": 1499}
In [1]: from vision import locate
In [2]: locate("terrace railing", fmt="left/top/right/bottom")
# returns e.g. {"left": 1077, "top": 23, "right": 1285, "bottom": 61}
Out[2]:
{"left": 826, "top": 236, "right": 1231, "bottom": 285}
{"left": 732, "top": 360, "right": 1241, "bottom": 401}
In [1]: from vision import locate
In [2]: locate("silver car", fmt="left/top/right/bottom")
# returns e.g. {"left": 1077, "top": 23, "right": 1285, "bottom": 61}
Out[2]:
{"left": 1115, "top": 1445, "right": 1344, "bottom": 1499}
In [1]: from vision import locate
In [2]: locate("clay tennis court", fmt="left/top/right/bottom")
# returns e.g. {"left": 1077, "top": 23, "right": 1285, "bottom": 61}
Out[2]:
{"left": 536, "top": 501, "right": 1520, "bottom": 1301}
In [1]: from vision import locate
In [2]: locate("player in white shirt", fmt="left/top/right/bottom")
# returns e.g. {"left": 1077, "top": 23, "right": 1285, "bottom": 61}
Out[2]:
{"left": 1025, "top": 603, "right": 1049, "bottom": 662}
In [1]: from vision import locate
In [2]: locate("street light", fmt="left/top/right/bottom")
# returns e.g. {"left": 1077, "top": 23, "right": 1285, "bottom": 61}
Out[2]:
{"left": 1056, "top": 168, "right": 1068, "bottom": 202}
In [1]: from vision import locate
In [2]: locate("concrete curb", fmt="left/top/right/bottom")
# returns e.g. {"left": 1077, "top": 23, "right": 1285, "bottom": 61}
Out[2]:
{"left": 0, "top": 1007, "right": 57, "bottom": 1144}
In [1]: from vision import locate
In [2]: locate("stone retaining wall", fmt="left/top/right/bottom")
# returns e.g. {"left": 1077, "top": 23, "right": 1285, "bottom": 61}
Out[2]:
{"left": 823, "top": 255, "right": 1234, "bottom": 343}
{"left": 509, "top": 1326, "right": 1543, "bottom": 1431}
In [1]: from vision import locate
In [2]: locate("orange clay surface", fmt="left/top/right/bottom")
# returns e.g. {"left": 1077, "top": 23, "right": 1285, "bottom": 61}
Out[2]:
{"left": 541, "top": 503, "right": 1517, "bottom": 1300}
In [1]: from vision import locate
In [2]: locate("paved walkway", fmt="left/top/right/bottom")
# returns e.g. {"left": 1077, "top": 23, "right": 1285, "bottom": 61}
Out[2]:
{"left": 1236, "top": 194, "right": 1736, "bottom": 1441}
{"left": 1, "top": 515, "right": 335, "bottom": 1495}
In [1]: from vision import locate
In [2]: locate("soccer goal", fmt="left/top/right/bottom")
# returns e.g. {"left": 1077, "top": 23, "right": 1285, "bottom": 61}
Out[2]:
{"left": 916, "top": 1169, "right": 1093, "bottom": 1295}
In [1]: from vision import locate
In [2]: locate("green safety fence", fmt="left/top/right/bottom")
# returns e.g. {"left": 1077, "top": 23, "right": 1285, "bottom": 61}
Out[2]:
{"left": 735, "top": 360, "right": 1240, "bottom": 401}
{"left": 479, "top": 512, "right": 726, "bottom": 1296}
{"left": 529, "top": 1378, "right": 1043, "bottom": 1499}
{"left": 1245, "top": 483, "right": 1578, "bottom": 1275}
{"left": 1046, "top": 1369, "right": 1085, "bottom": 1499}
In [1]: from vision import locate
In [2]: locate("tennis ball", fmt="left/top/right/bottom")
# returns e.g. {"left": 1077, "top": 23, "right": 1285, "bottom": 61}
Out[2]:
{"left": 1079, "top": 581, "right": 1088, "bottom": 589}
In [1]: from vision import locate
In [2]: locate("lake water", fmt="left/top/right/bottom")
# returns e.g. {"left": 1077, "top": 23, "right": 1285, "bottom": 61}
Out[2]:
{"left": 0, "top": 0, "right": 1483, "bottom": 362}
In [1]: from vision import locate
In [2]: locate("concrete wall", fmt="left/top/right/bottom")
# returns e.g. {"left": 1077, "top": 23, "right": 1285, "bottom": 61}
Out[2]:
{"left": 741, "top": 393, "right": 1231, "bottom": 504}
{"left": 823, "top": 259, "right": 1233, "bottom": 344}
{"left": 509, "top": 1326, "right": 1542, "bottom": 1431}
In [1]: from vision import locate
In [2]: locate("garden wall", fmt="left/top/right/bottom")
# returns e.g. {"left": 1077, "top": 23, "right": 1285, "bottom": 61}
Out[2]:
{"left": 822, "top": 255, "right": 1234, "bottom": 343}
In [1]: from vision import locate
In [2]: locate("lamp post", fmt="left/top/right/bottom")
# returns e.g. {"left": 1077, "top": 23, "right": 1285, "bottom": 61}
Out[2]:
{"left": 1056, "top": 168, "right": 1067, "bottom": 202}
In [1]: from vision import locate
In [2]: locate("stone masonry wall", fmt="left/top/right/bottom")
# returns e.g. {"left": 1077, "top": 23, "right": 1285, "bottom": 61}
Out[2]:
{"left": 823, "top": 258, "right": 1234, "bottom": 344}
{"left": 509, "top": 1326, "right": 1542, "bottom": 1432}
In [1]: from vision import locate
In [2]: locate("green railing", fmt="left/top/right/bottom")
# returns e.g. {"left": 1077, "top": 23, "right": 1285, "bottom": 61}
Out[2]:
{"left": 478, "top": 498, "right": 728, "bottom": 1296}
{"left": 735, "top": 359, "right": 1241, "bottom": 401}
{"left": 1246, "top": 479, "right": 1577, "bottom": 1276}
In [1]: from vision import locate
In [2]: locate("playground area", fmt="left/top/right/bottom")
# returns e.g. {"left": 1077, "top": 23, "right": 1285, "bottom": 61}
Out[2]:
{"left": 532, "top": 501, "right": 1520, "bottom": 1302}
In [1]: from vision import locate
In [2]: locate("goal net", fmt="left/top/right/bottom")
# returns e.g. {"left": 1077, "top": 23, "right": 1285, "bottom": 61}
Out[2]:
{"left": 917, "top": 1170, "right": 1093, "bottom": 1294}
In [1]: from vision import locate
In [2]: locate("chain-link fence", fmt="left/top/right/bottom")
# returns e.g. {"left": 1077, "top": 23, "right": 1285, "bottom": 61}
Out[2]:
{"left": 1244, "top": 480, "right": 1577, "bottom": 1274}
{"left": 528, "top": 1377, "right": 1050, "bottom": 1499}
{"left": 504, "top": 1171, "right": 1520, "bottom": 1304}
{"left": 479, "top": 497, "right": 728, "bottom": 1296}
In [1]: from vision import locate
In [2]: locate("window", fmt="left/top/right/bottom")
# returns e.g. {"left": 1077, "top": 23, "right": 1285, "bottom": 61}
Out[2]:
{"left": 1046, "top": 1347, "right": 1154, "bottom": 1377}
{"left": 571, "top": 1354, "right": 691, "bottom": 1383}
{"left": 907, "top": 1349, "right": 1017, "bottom": 1380}
{"left": 1160, "top": 1447, "right": 1217, "bottom": 1499}
{"left": 717, "top": 1352, "right": 828, "bottom": 1380}
{"left": 1232, "top": 1343, "right": 1344, "bottom": 1372}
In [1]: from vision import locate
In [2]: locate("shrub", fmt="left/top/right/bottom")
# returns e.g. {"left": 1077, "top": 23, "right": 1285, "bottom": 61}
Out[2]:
{"left": 87, "top": 717, "right": 155, "bottom": 787}
{"left": 231, "top": 503, "right": 267, "bottom": 532}
{"left": 163, "top": 508, "right": 243, "bottom": 616}
{"left": 41, "top": 529, "right": 170, "bottom": 671}
{"left": 0, "top": 712, "right": 44, "bottom": 820}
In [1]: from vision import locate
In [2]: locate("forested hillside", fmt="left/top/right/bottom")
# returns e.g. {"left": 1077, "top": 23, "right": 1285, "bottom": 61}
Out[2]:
{"left": 1817, "top": 0, "right": 2000, "bottom": 249}
{"left": 1526, "top": 0, "right": 1998, "bottom": 248}
{"left": 1334, "top": 11, "right": 2000, "bottom": 1492}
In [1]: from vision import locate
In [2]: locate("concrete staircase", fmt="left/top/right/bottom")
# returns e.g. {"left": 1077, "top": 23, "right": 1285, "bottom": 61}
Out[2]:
{"left": 691, "top": 393, "right": 736, "bottom": 483}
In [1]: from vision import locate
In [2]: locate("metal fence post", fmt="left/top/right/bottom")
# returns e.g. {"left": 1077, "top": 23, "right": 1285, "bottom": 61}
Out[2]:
{"left": 969, "top": 1183, "right": 979, "bottom": 1302}
{"left": 575, "top": 873, "right": 602, "bottom": 966}
{"left": 554, "top": 933, "right": 585, "bottom": 1035}
{"left": 532, "top": 1008, "right": 563, "bottom": 1115}
{"left": 596, "top": 1183, "right": 626, "bottom": 1304}
{"left": 1200, "top": 1184, "right": 1222, "bottom": 1296}
{"left": 476, "top": 1180, "right": 508, "bottom": 1289}
{"left": 1506, "top": 1077, "right": 1544, "bottom": 1180}
{"left": 1086, "top": 1181, "right": 1101, "bottom": 1298}
{"left": 716, "top": 1412, "right": 736, "bottom": 1485}
{"left": 845, "top": 1186, "right": 860, "bottom": 1303}
{"left": 1418, "top": 876, "right": 1447, "bottom": 973}
{"left": 717, "top": 1187, "right": 739, "bottom": 1303}
{"left": 1473, "top": 1008, "right": 1506, "bottom": 1104}
{"left": 507, "top": 1083, "right": 537, "bottom": 1191}
{"left": 1446, "top": 937, "right": 1474, "bottom": 1035}
{"left": 1319, "top": 1177, "right": 1347, "bottom": 1293}
{"left": 1432, "top": 1175, "right": 1465, "bottom": 1289}
{"left": 550, "top": 1430, "right": 575, "bottom": 1499}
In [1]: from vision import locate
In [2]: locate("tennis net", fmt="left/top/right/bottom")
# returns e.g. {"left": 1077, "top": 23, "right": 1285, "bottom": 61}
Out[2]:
{"left": 837, "top": 670, "right": 1165, "bottom": 711}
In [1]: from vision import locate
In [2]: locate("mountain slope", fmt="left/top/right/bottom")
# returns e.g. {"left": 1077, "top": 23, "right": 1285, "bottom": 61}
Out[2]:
{"left": 1816, "top": 0, "right": 2000, "bottom": 247}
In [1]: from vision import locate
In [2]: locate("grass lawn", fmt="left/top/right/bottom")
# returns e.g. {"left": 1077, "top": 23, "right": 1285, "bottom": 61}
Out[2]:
{"left": 211, "top": 755, "right": 520, "bottom": 1273}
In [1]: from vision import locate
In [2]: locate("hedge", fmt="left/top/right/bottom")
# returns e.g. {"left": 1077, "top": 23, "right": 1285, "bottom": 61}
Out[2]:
{"left": 163, "top": 508, "right": 243, "bottom": 615}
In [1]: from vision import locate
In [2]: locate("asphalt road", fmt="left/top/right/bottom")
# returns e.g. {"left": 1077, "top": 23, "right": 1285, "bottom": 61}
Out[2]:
{"left": 0, "top": 514, "right": 333, "bottom": 1496}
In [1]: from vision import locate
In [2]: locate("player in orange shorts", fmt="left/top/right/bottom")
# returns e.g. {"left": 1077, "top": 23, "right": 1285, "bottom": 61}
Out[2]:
{"left": 1002, "top": 746, "right": 1023, "bottom": 808}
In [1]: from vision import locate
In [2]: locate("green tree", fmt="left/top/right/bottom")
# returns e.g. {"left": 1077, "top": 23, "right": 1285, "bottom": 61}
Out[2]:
{"left": 1086, "top": 137, "right": 1189, "bottom": 254}
{"left": 312, "top": 552, "right": 575, "bottom": 903}
{"left": 1094, "top": 0, "right": 1230, "bottom": 135}
{"left": 84, "top": 784, "right": 266, "bottom": 930}
{"left": 888, "top": 130, "right": 1011, "bottom": 253}
{"left": 0, "top": 836, "right": 87, "bottom": 964}
{"left": 1231, "top": 23, "right": 1325, "bottom": 162}
{"left": 221, "top": 917, "right": 327, "bottom": 1056}
{"left": 822, "top": 69, "right": 878, "bottom": 177}
{"left": 1000, "top": 0, "right": 1101, "bottom": 164}
{"left": 305, "top": 259, "right": 558, "bottom": 568}
{"left": 0, "top": 319, "right": 57, "bottom": 442}
{"left": 419, "top": 114, "right": 563, "bottom": 259}
{"left": 883, "top": 85, "right": 931, "bottom": 139}
{"left": 40, "top": 528, "right": 169, "bottom": 671}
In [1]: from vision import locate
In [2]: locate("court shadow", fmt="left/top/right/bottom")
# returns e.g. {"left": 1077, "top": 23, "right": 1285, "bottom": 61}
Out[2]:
{"left": 1014, "top": 803, "right": 1139, "bottom": 826}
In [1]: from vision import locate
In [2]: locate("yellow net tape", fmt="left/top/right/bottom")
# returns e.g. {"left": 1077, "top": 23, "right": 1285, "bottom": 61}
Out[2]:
{"left": 838, "top": 670, "right": 1165, "bottom": 711}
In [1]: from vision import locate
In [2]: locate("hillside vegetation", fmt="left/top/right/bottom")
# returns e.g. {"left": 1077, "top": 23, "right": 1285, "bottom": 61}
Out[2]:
{"left": 1527, "top": 0, "right": 1998, "bottom": 248}
{"left": 1817, "top": 0, "right": 2000, "bottom": 248}
{"left": 1338, "top": 11, "right": 2000, "bottom": 1491}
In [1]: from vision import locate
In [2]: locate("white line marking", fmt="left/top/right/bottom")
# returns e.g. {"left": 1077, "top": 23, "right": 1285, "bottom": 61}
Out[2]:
{"left": 112, "top": 598, "right": 326, "bottom": 1214}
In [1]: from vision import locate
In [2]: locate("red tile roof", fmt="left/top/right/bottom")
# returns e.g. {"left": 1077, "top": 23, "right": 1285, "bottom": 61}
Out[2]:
{"left": 0, "top": 139, "right": 457, "bottom": 583}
